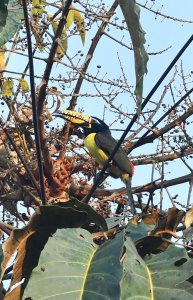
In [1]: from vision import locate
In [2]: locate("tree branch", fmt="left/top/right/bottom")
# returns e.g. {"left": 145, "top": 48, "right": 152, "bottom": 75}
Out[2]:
{"left": 70, "top": 173, "right": 193, "bottom": 199}
{"left": 132, "top": 104, "right": 193, "bottom": 149}
{"left": 132, "top": 148, "right": 193, "bottom": 165}
{"left": 36, "top": 0, "right": 72, "bottom": 179}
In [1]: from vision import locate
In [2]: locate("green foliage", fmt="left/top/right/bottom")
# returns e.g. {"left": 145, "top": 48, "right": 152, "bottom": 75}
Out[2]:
{"left": 121, "top": 236, "right": 153, "bottom": 299}
{"left": 23, "top": 223, "right": 193, "bottom": 300}
{"left": 145, "top": 246, "right": 193, "bottom": 299}
{"left": 24, "top": 228, "right": 124, "bottom": 300}
{"left": 0, "top": 0, "right": 9, "bottom": 34}
{"left": 119, "top": 0, "right": 149, "bottom": 114}
{"left": 0, "top": 0, "right": 23, "bottom": 46}
{"left": 19, "top": 78, "right": 29, "bottom": 93}
{"left": 51, "top": 5, "right": 86, "bottom": 59}
{"left": 1, "top": 207, "right": 193, "bottom": 299}
{"left": 125, "top": 221, "right": 155, "bottom": 241}
{"left": 2, "top": 78, "right": 14, "bottom": 96}
{"left": 121, "top": 236, "right": 193, "bottom": 299}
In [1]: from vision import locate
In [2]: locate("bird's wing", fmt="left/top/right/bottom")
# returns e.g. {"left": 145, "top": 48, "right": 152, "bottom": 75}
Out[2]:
{"left": 94, "top": 132, "right": 133, "bottom": 176}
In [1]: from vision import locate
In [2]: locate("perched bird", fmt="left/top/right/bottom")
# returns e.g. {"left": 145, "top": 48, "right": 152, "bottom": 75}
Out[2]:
{"left": 53, "top": 110, "right": 135, "bottom": 214}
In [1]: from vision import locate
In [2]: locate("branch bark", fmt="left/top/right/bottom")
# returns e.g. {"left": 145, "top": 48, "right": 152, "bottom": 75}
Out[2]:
{"left": 132, "top": 148, "right": 193, "bottom": 165}
{"left": 129, "top": 104, "right": 193, "bottom": 150}
{"left": 70, "top": 173, "right": 193, "bottom": 199}
{"left": 36, "top": 0, "right": 72, "bottom": 178}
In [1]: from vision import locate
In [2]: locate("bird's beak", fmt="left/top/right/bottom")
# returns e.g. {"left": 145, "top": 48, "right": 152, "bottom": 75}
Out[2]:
{"left": 53, "top": 110, "right": 92, "bottom": 128}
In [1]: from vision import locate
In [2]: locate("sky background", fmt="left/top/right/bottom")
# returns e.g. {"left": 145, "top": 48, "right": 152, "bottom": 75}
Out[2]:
{"left": 66, "top": 0, "right": 193, "bottom": 210}
{"left": 1, "top": 0, "right": 193, "bottom": 291}
{"left": 6, "top": 0, "right": 193, "bottom": 211}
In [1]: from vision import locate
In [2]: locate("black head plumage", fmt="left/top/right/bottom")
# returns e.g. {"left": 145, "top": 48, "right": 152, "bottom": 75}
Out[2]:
{"left": 83, "top": 116, "right": 110, "bottom": 136}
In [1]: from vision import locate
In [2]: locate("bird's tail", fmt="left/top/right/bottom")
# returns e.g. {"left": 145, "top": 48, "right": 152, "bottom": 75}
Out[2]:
{"left": 125, "top": 178, "right": 136, "bottom": 215}
{"left": 115, "top": 177, "right": 135, "bottom": 216}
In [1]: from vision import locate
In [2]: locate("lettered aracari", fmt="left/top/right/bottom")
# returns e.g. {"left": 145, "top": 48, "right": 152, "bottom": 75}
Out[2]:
{"left": 53, "top": 110, "right": 135, "bottom": 215}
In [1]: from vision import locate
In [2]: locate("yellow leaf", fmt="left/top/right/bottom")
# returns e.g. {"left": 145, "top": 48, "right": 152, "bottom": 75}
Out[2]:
{"left": 0, "top": 45, "right": 6, "bottom": 71}
{"left": 32, "top": 0, "right": 46, "bottom": 15}
{"left": 66, "top": 9, "right": 74, "bottom": 29}
{"left": 2, "top": 79, "right": 14, "bottom": 97}
{"left": 66, "top": 6, "right": 86, "bottom": 45}
{"left": 19, "top": 78, "right": 29, "bottom": 93}
{"left": 59, "top": 29, "right": 68, "bottom": 58}
{"left": 52, "top": 19, "right": 67, "bottom": 59}
{"left": 50, "top": 5, "right": 86, "bottom": 60}
{"left": 73, "top": 7, "right": 86, "bottom": 45}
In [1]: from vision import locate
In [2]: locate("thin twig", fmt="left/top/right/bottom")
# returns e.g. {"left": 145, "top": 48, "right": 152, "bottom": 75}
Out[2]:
{"left": 186, "top": 179, "right": 193, "bottom": 211}
{"left": 0, "top": 123, "right": 40, "bottom": 196}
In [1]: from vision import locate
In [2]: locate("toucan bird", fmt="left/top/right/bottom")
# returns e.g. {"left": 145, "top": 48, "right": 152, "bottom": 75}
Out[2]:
{"left": 53, "top": 110, "right": 135, "bottom": 215}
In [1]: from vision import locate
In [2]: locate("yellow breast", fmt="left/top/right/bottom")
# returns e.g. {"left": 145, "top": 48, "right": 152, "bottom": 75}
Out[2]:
{"left": 84, "top": 133, "right": 108, "bottom": 166}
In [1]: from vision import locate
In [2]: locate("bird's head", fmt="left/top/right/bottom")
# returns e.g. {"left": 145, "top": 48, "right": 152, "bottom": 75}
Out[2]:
{"left": 53, "top": 110, "right": 110, "bottom": 136}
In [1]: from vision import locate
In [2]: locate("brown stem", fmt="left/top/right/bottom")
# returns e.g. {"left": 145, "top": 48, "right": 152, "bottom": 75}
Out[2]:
{"left": 71, "top": 173, "right": 193, "bottom": 198}
{"left": 0, "top": 221, "right": 13, "bottom": 236}
{"left": 36, "top": 0, "right": 72, "bottom": 179}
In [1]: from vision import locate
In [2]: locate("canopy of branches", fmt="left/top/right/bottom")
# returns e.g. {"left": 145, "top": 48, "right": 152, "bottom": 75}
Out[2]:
{"left": 0, "top": 0, "right": 193, "bottom": 299}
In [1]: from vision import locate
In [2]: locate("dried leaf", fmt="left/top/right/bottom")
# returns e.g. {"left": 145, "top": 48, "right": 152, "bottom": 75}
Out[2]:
{"left": 142, "top": 212, "right": 159, "bottom": 225}
{"left": 0, "top": 206, "right": 88, "bottom": 298}
{"left": 184, "top": 206, "right": 193, "bottom": 241}
{"left": 49, "top": 86, "right": 57, "bottom": 93}
{"left": 165, "top": 207, "right": 185, "bottom": 232}
{"left": 19, "top": 78, "right": 29, "bottom": 93}
{"left": 185, "top": 206, "right": 193, "bottom": 228}
{"left": 151, "top": 207, "right": 184, "bottom": 238}
{"left": 135, "top": 235, "right": 168, "bottom": 257}
{"left": 2, "top": 78, "right": 14, "bottom": 96}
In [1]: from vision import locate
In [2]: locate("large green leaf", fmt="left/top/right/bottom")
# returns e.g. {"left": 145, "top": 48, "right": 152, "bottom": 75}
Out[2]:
{"left": 56, "top": 198, "right": 108, "bottom": 232}
{"left": 0, "top": 0, "right": 9, "bottom": 34}
{"left": 0, "top": 0, "right": 23, "bottom": 46}
{"left": 121, "top": 236, "right": 193, "bottom": 299}
{"left": 2, "top": 203, "right": 107, "bottom": 299}
{"left": 146, "top": 245, "right": 193, "bottom": 299}
{"left": 119, "top": 0, "right": 149, "bottom": 114}
{"left": 106, "top": 216, "right": 123, "bottom": 229}
{"left": 23, "top": 229, "right": 124, "bottom": 299}
{"left": 126, "top": 221, "right": 155, "bottom": 241}
{"left": 121, "top": 236, "right": 153, "bottom": 299}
